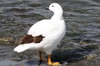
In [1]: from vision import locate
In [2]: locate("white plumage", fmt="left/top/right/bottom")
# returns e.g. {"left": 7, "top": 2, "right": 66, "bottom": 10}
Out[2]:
{"left": 14, "top": 3, "right": 66, "bottom": 65}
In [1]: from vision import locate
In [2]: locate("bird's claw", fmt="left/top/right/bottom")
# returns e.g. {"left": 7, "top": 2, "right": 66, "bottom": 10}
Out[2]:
{"left": 48, "top": 62, "right": 61, "bottom": 66}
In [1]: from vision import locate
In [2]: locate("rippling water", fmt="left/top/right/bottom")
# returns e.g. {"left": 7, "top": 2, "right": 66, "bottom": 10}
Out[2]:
{"left": 0, "top": 0, "right": 100, "bottom": 66}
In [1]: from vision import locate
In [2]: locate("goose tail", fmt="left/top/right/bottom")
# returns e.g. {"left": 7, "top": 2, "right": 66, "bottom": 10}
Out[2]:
{"left": 14, "top": 43, "right": 42, "bottom": 53}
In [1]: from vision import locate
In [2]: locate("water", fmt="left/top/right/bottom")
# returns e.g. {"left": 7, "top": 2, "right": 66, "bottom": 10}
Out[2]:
{"left": 0, "top": 0, "right": 100, "bottom": 66}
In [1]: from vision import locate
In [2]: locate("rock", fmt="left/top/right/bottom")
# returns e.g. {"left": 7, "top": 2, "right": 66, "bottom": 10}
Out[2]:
{"left": 0, "top": 37, "right": 16, "bottom": 45}
{"left": 84, "top": 54, "right": 97, "bottom": 60}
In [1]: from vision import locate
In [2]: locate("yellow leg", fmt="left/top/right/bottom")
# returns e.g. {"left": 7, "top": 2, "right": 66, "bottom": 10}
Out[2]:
{"left": 47, "top": 55, "right": 61, "bottom": 66}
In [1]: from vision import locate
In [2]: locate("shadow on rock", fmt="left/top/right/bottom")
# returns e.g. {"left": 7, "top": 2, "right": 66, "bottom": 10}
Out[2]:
{"left": 26, "top": 60, "right": 47, "bottom": 66}
{"left": 51, "top": 44, "right": 98, "bottom": 64}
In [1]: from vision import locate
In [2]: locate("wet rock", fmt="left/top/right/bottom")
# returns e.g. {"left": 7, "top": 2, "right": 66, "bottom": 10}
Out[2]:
{"left": 0, "top": 37, "right": 12, "bottom": 42}
{"left": 84, "top": 54, "right": 97, "bottom": 60}
{"left": 28, "top": 3, "right": 42, "bottom": 7}
{"left": 14, "top": 13, "right": 46, "bottom": 20}
{"left": 0, "top": 37, "right": 17, "bottom": 45}
{"left": 6, "top": 8, "right": 32, "bottom": 13}
{"left": 0, "top": 37, "right": 13, "bottom": 42}
{"left": 51, "top": 45, "right": 98, "bottom": 63}
{"left": 11, "top": 58, "right": 23, "bottom": 62}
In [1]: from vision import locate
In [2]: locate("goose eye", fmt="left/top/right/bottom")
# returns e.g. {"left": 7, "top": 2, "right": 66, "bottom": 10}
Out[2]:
{"left": 52, "top": 5, "right": 54, "bottom": 7}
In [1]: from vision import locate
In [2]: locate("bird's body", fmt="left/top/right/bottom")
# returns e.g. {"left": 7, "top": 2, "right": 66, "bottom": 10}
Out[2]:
{"left": 28, "top": 19, "right": 66, "bottom": 51}
{"left": 14, "top": 3, "right": 66, "bottom": 66}
{"left": 14, "top": 18, "right": 66, "bottom": 53}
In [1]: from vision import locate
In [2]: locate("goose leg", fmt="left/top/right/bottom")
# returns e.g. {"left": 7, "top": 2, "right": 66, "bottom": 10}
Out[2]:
{"left": 38, "top": 51, "right": 46, "bottom": 66}
{"left": 47, "top": 55, "right": 61, "bottom": 66}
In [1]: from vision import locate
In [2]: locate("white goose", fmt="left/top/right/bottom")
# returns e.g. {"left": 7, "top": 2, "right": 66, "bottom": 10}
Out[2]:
{"left": 14, "top": 3, "right": 66, "bottom": 66}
